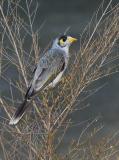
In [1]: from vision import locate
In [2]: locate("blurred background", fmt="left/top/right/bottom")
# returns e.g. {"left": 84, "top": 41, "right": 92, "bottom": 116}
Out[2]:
{"left": 0, "top": 0, "right": 119, "bottom": 152}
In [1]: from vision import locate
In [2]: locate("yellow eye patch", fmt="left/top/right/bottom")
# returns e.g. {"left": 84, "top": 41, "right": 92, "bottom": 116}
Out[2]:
{"left": 59, "top": 39, "right": 65, "bottom": 46}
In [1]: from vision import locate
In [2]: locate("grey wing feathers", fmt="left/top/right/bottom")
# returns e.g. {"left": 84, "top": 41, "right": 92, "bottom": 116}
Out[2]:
{"left": 29, "top": 49, "right": 65, "bottom": 94}
{"left": 9, "top": 49, "right": 65, "bottom": 125}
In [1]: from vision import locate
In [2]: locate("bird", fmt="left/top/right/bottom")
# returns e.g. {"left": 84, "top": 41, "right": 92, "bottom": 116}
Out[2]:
{"left": 9, "top": 35, "right": 77, "bottom": 125}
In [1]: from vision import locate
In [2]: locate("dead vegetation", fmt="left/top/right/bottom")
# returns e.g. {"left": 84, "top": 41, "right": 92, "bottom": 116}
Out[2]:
{"left": 0, "top": 0, "right": 119, "bottom": 159}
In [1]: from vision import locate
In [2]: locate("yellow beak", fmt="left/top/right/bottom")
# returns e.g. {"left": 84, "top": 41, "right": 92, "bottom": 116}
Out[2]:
{"left": 68, "top": 36, "right": 77, "bottom": 43}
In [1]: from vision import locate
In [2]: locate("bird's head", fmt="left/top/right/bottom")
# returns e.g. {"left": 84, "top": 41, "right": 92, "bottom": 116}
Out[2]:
{"left": 52, "top": 35, "right": 77, "bottom": 52}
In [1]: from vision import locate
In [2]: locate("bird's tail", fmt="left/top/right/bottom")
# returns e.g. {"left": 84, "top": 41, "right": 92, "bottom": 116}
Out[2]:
{"left": 9, "top": 99, "right": 30, "bottom": 125}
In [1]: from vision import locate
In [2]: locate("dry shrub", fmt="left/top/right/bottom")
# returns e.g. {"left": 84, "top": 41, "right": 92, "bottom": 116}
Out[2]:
{"left": 0, "top": 0, "right": 119, "bottom": 159}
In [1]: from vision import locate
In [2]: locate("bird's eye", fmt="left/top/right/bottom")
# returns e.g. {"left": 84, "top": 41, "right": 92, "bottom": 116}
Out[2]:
{"left": 59, "top": 36, "right": 67, "bottom": 46}
{"left": 62, "top": 37, "right": 67, "bottom": 42}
